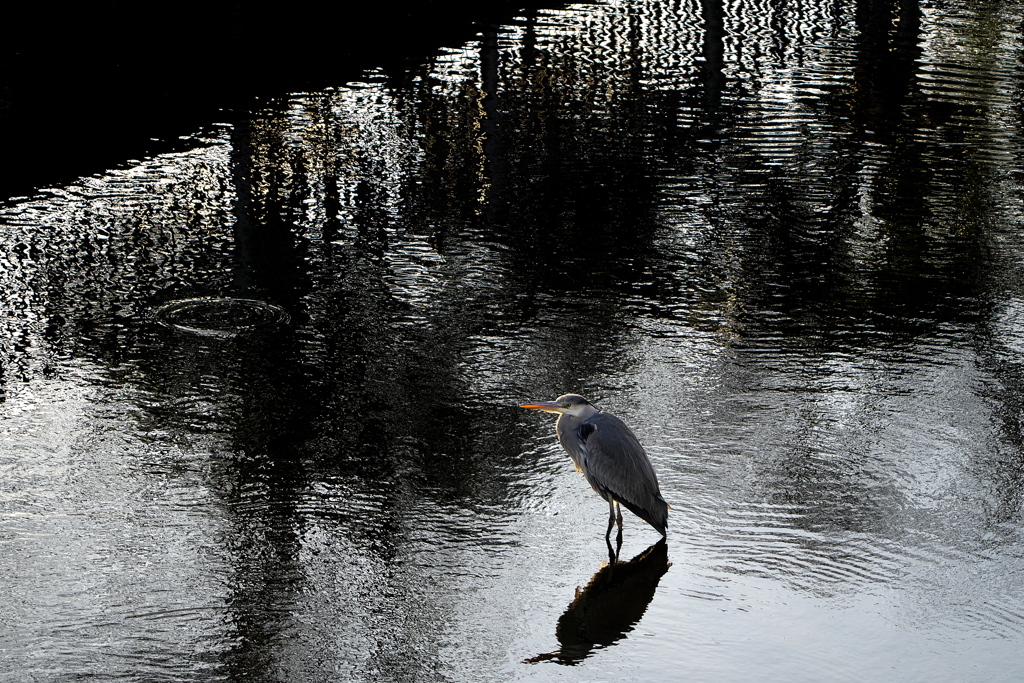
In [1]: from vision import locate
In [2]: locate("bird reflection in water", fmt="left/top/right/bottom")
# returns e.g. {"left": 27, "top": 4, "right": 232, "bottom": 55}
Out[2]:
{"left": 525, "top": 540, "right": 670, "bottom": 665}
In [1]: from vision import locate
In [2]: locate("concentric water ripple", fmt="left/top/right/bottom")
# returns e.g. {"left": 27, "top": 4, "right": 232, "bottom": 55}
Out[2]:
{"left": 154, "top": 297, "right": 290, "bottom": 338}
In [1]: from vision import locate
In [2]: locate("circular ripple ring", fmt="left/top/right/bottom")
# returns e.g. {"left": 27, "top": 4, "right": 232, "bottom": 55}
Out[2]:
{"left": 154, "top": 297, "right": 290, "bottom": 337}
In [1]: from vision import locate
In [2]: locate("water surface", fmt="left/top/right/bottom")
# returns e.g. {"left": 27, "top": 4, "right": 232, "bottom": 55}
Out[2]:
{"left": 3, "top": 0, "right": 1024, "bottom": 680}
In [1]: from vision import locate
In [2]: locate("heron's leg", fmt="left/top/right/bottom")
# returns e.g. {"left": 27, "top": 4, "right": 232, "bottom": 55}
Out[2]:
{"left": 606, "top": 498, "right": 617, "bottom": 539}
{"left": 615, "top": 501, "right": 624, "bottom": 547}
{"left": 606, "top": 534, "right": 617, "bottom": 563}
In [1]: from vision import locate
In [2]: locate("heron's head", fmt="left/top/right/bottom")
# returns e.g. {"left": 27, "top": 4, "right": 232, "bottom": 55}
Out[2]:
{"left": 520, "top": 394, "right": 595, "bottom": 417}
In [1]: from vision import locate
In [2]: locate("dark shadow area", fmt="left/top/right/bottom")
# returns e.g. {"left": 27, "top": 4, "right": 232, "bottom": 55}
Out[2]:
{"left": 1, "top": 0, "right": 573, "bottom": 199}
{"left": 526, "top": 540, "right": 671, "bottom": 665}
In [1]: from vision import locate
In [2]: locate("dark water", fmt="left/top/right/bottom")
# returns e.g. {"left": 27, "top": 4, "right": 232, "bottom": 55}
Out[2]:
{"left": 3, "top": 0, "right": 1024, "bottom": 680}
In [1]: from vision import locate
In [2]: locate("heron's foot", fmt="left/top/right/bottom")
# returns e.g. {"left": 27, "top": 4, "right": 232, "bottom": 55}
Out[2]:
{"left": 606, "top": 534, "right": 618, "bottom": 563}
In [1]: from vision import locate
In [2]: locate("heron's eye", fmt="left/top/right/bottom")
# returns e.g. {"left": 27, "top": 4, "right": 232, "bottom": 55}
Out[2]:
{"left": 560, "top": 402, "right": 571, "bottom": 409}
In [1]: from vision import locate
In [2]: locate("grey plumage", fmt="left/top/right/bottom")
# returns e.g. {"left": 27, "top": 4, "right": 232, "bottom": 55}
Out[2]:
{"left": 521, "top": 394, "right": 668, "bottom": 538}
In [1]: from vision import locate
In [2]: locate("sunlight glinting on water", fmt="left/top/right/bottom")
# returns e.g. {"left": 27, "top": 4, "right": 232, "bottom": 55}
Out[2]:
{"left": 0, "top": 373, "right": 236, "bottom": 680}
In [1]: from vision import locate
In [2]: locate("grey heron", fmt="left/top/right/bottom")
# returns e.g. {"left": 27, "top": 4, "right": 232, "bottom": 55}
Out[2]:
{"left": 520, "top": 394, "right": 668, "bottom": 541}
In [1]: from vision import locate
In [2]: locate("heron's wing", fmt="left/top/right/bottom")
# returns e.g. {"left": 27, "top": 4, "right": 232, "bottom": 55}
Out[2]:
{"left": 577, "top": 412, "right": 668, "bottom": 534}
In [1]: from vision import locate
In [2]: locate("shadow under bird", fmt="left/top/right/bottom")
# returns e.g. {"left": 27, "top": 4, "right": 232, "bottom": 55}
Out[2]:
{"left": 520, "top": 394, "right": 668, "bottom": 541}
{"left": 525, "top": 539, "right": 671, "bottom": 665}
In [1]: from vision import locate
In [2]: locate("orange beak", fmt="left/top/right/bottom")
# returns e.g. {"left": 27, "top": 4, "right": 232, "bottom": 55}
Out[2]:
{"left": 520, "top": 401, "right": 562, "bottom": 414}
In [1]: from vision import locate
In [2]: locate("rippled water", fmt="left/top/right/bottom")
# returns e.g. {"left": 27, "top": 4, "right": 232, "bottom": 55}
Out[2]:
{"left": 4, "top": 0, "right": 1024, "bottom": 680}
